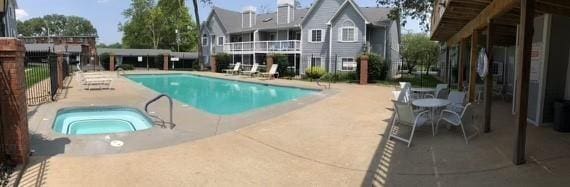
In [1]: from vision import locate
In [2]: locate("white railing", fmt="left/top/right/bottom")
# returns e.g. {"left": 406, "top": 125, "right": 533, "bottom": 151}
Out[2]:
{"left": 223, "top": 40, "right": 301, "bottom": 53}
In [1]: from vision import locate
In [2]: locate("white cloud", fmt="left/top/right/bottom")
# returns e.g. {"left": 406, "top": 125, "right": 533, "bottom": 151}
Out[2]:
{"left": 15, "top": 9, "right": 29, "bottom": 21}
{"left": 97, "top": 0, "right": 110, "bottom": 3}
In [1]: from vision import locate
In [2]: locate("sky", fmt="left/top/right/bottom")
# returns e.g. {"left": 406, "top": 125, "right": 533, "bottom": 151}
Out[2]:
{"left": 16, "top": 0, "right": 423, "bottom": 44}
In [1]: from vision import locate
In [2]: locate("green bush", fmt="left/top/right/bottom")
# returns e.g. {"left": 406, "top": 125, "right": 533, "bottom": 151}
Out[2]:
{"left": 99, "top": 53, "right": 111, "bottom": 71}
{"left": 118, "top": 64, "right": 135, "bottom": 70}
{"left": 305, "top": 67, "right": 327, "bottom": 80}
{"left": 214, "top": 53, "right": 231, "bottom": 73}
{"left": 321, "top": 72, "right": 357, "bottom": 82}
{"left": 272, "top": 54, "right": 292, "bottom": 77}
{"left": 356, "top": 53, "right": 388, "bottom": 82}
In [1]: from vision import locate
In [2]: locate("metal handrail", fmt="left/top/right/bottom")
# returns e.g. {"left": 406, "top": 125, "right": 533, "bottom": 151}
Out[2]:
{"left": 145, "top": 94, "right": 174, "bottom": 129}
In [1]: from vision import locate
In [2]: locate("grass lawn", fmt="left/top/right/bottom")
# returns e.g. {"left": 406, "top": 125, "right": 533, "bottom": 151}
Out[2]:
{"left": 25, "top": 66, "right": 50, "bottom": 88}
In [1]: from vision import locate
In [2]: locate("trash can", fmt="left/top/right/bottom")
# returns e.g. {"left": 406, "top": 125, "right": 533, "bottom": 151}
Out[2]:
{"left": 553, "top": 100, "right": 570, "bottom": 132}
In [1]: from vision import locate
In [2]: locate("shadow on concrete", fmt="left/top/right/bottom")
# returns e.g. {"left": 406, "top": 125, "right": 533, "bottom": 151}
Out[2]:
{"left": 8, "top": 133, "right": 69, "bottom": 186}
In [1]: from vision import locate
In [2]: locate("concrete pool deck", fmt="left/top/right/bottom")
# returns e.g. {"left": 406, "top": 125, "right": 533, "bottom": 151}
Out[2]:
{"left": 13, "top": 70, "right": 570, "bottom": 186}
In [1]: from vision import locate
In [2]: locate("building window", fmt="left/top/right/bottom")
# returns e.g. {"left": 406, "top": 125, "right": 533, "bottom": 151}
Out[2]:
{"left": 340, "top": 21, "right": 357, "bottom": 42}
{"left": 309, "top": 29, "right": 324, "bottom": 43}
{"left": 202, "top": 34, "right": 208, "bottom": 46}
{"left": 217, "top": 36, "right": 224, "bottom": 46}
{"left": 309, "top": 57, "right": 322, "bottom": 67}
{"left": 341, "top": 58, "right": 356, "bottom": 71}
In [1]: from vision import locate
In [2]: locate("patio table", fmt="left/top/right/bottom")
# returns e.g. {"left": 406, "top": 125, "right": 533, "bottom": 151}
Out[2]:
{"left": 411, "top": 87, "right": 436, "bottom": 99}
{"left": 412, "top": 98, "right": 451, "bottom": 135}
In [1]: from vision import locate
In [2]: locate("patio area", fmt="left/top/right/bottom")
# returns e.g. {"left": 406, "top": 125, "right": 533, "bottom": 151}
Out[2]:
{"left": 7, "top": 71, "right": 570, "bottom": 186}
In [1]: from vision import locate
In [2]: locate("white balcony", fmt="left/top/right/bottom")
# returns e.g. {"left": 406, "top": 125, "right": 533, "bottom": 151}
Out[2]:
{"left": 223, "top": 40, "right": 301, "bottom": 54}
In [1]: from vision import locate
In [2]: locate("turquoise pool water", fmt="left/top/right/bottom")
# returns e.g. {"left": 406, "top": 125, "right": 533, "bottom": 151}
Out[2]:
{"left": 127, "top": 74, "right": 315, "bottom": 115}
{"left": 53, "top": 107, "right": 154, "bottom": 135}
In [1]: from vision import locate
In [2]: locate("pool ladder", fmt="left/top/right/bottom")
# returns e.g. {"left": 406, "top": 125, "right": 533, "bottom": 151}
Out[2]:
{"left": 145, "top": 94, "right": 175, "bottom": 129}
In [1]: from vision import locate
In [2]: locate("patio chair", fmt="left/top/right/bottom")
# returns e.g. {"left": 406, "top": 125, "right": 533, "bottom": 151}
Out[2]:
{"left": 399, "top": 82, "right": 413, "bottom": 102}
{"left": 437, "top": 103, "right": 478, "bottom": 144}
{"left": 241, "top": 63, "right": 259, "bottom": 77}
{"left": 260, "top": 64, "right": 279, "bottom": 80}
{"left": 447, "top": 91, "right": 467, "bottom": 113}
{"left": 223, "top": 63, "right": 241, "bottom": 75}
{"left": 426, "top": 84, "right": 449, "bottom": 98}
{"left": 426, "top": 88, "right": 450, "bottom": 99}
{"left": 388, "top": 100, "right": 431, "bottom": 147}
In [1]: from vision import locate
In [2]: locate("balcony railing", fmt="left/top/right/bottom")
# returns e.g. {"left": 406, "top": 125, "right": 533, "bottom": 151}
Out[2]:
{"left": 223, "top": 40, "right": 301, "bottom": 54}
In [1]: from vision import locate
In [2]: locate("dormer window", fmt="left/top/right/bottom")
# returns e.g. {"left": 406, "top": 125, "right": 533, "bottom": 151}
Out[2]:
{"left": 340, "top": 20, "right": 357, "bottom": 42}
{"left": 202, "top": 34, "right": 208, "bottom": 46}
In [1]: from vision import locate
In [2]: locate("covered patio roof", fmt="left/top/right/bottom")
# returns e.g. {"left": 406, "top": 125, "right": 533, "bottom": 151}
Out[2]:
{"left": 430, "top": 0, "right": 570, "bottom": 165}
{"left": 431, "top": 0, "right": 570, "bottom": 45}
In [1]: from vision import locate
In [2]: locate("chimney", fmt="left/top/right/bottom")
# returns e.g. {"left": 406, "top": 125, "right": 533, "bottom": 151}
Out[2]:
{"left": 242, "top": 6, "right": 257, "bottom": 28}
{"left": 277, "top": 0, "right": 295, "bottom": 24}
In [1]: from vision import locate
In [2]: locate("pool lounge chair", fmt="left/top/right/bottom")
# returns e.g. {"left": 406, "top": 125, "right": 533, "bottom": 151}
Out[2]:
{"left": 83, "top": 77, "right": 113, "bottom": 90}
{"left": 241, "top": 63, "right": 259, "bottom": 77}
{"left": 260, "top": 64, "right": 279, "bottom": 80}
{"left": 223, "top": 63, "right": 241, "bottom": 75}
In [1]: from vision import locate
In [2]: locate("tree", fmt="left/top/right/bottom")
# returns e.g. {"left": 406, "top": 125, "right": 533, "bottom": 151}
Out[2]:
{"left": 377, "top": 0, "right": 435, "bottom": 32}
{"left": 97, "top": 42, "right": 122, "bottom": 48}
{"left": 401, "top": 33, "right": 439, "bottom": 75}
{"left": 121, "top": 0, "right": 198, "bottom": 51}
{"left": 17, "top": 14, "right": 97, "bottom": 36}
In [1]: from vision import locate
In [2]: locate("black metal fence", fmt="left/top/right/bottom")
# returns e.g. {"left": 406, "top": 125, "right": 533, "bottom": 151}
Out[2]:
{"left": 25, "top": 50, "right": 72, "bottom": 105}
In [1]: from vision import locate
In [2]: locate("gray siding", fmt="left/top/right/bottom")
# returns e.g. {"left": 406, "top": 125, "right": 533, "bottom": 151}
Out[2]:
{"left": 387, "top": 20, "right": 401, "bottom": 78}
{"left": 369, "top": 27, "right": 386, "bottom": 56}
{"left": 277, "top": 5, "right": 292, "bottom": 24}
{"left": 207, "top": 15, "right": 226, "bottom": 55}
{"left": 301, "top": 0, "right": 343, "bottom": 74}
{"left": 331, "top": 5, "right": 366, "bottom": 72}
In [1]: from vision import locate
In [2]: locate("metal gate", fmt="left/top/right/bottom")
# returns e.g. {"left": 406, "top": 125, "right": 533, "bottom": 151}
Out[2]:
{"left": 25, "top": 51, "right": 58, "bottom": 105}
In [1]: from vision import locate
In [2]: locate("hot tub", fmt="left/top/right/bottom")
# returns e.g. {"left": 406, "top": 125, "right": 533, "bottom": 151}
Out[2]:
{"left": 53, "top": 107, "right": 154, "bottom": 135}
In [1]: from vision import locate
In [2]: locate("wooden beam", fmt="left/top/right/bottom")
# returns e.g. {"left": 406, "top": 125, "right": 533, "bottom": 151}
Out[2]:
{"left": 484, "top": 20, "right": 495, "bottom": 133}
{"left": 448, "top": 0, "right": 520, "bottom": 44}
{"left": 468, "top": 31, "right": 479, "bottom": 102}
{"left": 514, "top": 0, "right": 534, "bottom": 165}
{"left": 458, "top": 39, "right": 467, "bottom": 91}
{"left": 446, "top": 46, "right": 451, "bottom": 84}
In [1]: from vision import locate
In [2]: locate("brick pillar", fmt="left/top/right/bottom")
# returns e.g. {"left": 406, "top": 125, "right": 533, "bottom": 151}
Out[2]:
{"left": 109, "top": 55, "right": 115, "bottom": 71}
{"left": 56, "top": 52, "right": 64, "bottom": 88}
{"left": 210, "top": 56, "right": 217, "bottom": 72}
{"left": 359, "top": 55, "right": 369, "bottom": 85}
{"left": 266, "top": 55, "right": 274, "bottom": 72}
{"left": 0, "top": 38, "right": 29, "bottom": 164}
{"left": 163, "top": 54, "right": 169, "bottom": 71}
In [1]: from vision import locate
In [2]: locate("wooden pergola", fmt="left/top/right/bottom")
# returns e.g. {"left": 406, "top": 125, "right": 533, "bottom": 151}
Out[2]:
{"left": 431, "top": 0, "right": 570, "bottom": 165}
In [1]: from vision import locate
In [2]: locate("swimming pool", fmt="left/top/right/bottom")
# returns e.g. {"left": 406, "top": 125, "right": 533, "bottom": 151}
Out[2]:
{"left": 53, "top": 107, "right": 154, "bottom": 135}
{"left": 127, "top": 74, "right": 315, "bottom": 115}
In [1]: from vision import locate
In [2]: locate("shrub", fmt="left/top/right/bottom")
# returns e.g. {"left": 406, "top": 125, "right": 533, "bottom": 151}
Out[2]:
{"left": 305, "top": 67, "right": 327, "bottom": 80}
{"left": 356, "top": 53, "right": 388, "bottom": 82}
{"left": 272, "top": 54, "right": 292, "bottom": 77}
{"left": 99, "top": 53, "right": 111, "bottom": 71}
{"left": 321, "top": 71, "right": 357, "bottom": 82}
{"left": 214, "top": 53, "right": 231, "bottom": 73}
{"left": 117, "top": 64, "right": 135, "bottom": 70}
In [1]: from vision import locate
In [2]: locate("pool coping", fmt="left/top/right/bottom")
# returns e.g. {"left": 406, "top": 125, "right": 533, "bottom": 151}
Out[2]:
{"left": 29, "top": 71, "right": 337, "bottom": 156}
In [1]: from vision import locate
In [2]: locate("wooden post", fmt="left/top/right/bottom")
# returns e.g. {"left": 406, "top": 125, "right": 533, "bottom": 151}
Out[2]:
{"left": 484, "top": 20, "right": 495, "bottom": 133}
{"left": 109, "top": 54, "right": 115, "bottom": 71}
{"left": 445, "top": 45, "right": 451, "bottom": 84}
{"left": 514, "top": 0, "right": 534, "bottom": 165}
{"left": 469, "top": 31, "right": 480, "bottom": 102}
{"left": 210, "top": 56, "right": 217, "bottom": 73}
{"left": 458, "top": 39, "right": 467, "bottom": 91}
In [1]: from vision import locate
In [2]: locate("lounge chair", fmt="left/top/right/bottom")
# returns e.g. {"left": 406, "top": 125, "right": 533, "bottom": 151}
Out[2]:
{"left": 223, "top": 63, "right": 241, "bottom": 75}
{"left": 241, "top": 63, "right": 259, "bottom": 77}
{"left": 83, "top": 77, "right": 113, "bottom": 90}
{"left": 260, "top": 64, "right": 279, "bottom": 80}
